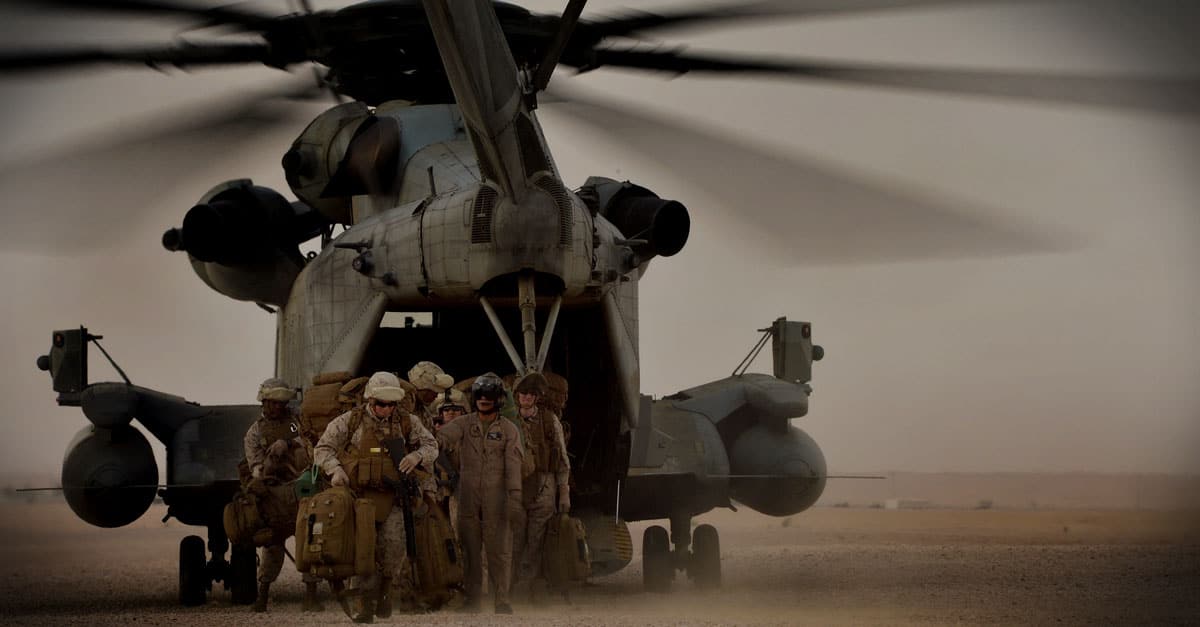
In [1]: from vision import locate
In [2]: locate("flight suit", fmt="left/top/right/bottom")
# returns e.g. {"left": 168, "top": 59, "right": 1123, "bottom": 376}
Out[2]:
{"left": 314, "top": 407, "right": 437, "bottom": 611}
{"left": 512, "top": 407, "right": 571, "bottom": 585}
{"left": 435, "top": 412, "right": 523, "bottom": 609}
{"left": 243, "top": 415, "right": 315, "bottom": 587}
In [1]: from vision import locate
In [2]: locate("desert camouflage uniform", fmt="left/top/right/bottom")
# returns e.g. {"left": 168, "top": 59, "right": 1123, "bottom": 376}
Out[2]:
{"left": 243, "top": 414, "right": 317, "bottom": 586}
{"left": 512, "top": 407, "right": 571, "bottom": 584}
{"left": 435, "top": 412, "right": 523, "bottom": 609}
{"left": 314, "top": 407, "right": 438, "bottom": 603}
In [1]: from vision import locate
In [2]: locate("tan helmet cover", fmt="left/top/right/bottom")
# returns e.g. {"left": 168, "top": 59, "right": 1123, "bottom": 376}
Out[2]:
{"left": 408, "top": 361, "right": 454, "bottom": 392}
{"left": 257, "top": 377, "right": 296, "bottom": 402}
{"left": 432, "top": 387, "right": 467, "bottom": 413}
{"left": 363, "top": 371, "right": 406, "bottom": 402}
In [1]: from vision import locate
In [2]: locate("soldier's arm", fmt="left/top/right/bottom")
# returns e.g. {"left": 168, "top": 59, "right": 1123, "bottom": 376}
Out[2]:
{"left": 435, "top": 415, "right": 464, "bottom": 453}
{"left": 407, "top": 413, "right": 439, "bottom": 468}
{"left": 504, "top": 422, "right": 524, "bottom": 494}
{"left": 243, "top": 422, "right": 265, "bottom": 478}
{"left": 314, "top": 411, "right": 352, "bottom": 475}
{"left": 549, "top": 412, "right": 571, "bottom": 491}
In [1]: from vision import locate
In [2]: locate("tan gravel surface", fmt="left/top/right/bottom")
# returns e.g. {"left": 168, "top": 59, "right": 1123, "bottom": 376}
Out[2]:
{"left": 1, "top": 502, "right": 1197, "bottom": 625}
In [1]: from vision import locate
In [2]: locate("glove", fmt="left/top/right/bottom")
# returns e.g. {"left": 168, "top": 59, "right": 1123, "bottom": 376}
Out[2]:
{"left": 330, "top": 466, "right": 349, "bottom": 487}
{"left": 557, "top": 491, "right": 570, "bottom": 514}
{"left": 398, "top": 451, "right": 422, "bottom": 474}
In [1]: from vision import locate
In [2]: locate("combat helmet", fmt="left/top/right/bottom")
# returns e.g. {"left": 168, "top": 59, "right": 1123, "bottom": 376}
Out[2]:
{"left": 514, "top": 371, "right": 548, "bottom": 397}
{"left": 433, "top": 387, "right": 468, "bottom": 413}
{"left": 363, "top": 371, "right": 406, "bottom": 402}
{"left": 257, "top": 377, "right": 296, "bottom": 402}
{"left": 408, "top": 361, "right": 454, "bottom": 392}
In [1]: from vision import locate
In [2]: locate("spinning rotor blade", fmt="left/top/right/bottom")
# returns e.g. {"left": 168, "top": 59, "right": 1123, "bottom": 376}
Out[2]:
{"left": 0, "top": 41, "right": 276, "bottom": 74}
{"left": 583, "top": 49, "right": 1200, "bottom": 116}
{"left": 0, "top": 81, "right": 321, "bottom": 251}
{"left": 0, "top": 0, "right": 272, "bottom": 27}
{"left": 584, "top": 0, "right": 973, "bottom": 39}
{"left": 548, "top": 88, "right": 1067, "bottom": 265}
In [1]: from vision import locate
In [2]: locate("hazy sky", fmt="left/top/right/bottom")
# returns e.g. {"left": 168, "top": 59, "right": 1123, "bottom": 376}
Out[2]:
{"left": 0, "top": 1, "right": 1197, "bottom": 481}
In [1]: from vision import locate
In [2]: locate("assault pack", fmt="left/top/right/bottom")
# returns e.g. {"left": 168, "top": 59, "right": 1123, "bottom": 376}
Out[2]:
{"left": 294, "top": 486, "right": 377, "bottom": 581}
{"left": 542, "top": 513, "right": 592, "bottom": 585}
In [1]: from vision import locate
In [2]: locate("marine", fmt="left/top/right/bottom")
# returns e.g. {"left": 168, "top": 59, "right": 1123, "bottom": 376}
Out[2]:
{"left": 407, "top": 361, "right": 455, "bottom": 430}
{"left": 509, "top": 372, "right": 572, "bottom": 599}
{"left": 242, "top": 377, "right": 324, "bottom": 613}
{"left": 314, "top": 372, "right": 438, "bottom": 622}
{"left": 434, "top": 372, "right": 524, "bottom": 614}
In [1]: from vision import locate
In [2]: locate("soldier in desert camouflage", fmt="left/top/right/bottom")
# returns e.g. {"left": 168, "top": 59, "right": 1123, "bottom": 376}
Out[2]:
{"left": 314, "top": 372, "right": 438, "bottom": 622}
{"left": 509, "top": 372, "right": 571, "bottom": 600}
{"left": 243, "top": 377, "right": 324, "bottom": 613}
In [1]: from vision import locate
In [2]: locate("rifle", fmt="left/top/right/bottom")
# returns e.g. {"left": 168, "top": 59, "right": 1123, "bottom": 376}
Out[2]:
{"left": 382, "top": 438, "right": 420, "bottom": 577}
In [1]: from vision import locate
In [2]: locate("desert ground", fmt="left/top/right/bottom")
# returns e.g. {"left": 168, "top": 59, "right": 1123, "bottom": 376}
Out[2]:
{"left": 1, "top": 500, "right": 1197, "bottom": 626}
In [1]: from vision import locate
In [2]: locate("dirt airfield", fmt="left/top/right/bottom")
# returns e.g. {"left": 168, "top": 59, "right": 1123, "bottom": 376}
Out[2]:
{"left": 0, "top": 501, "right": 1196, "bottom": 626}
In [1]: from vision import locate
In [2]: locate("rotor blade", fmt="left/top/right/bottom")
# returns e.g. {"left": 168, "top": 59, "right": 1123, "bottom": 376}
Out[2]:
{"left": 0, "top": 41, "right": 277, "bottom": 74}
{"left": 583, "top": 49, "right": 1200, "bottom": 117}
{"left": 531, "top": 0, "right": 587, "bottom": 92}
{"left": 584, "top": 0, "right": 982, "bottom": 39}
{"left": 546, "top": 87, "right": 1068, "bottom": 265}
{"left": 0, "top": 80, "right": 322, "bottom": 252}
{"left": 0, "top": 0, "right": 272, "bottom": 27}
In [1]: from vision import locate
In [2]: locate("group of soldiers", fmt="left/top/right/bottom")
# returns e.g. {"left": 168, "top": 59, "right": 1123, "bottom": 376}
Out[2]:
{"left": 240, "top": 361, "right": 571, "bottom": 620}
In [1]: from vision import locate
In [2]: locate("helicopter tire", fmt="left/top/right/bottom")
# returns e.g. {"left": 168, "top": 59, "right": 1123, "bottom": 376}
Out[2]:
{"left": 642, "top": 525, "right": 672, "bottom": 593}
{"left": 179, "top": 535, "right": 208, "bottom": 607}
{"left": 228, "top": 544, "right": 257, "bottom": 605}
{"left": 689, "top": 524, "right": 721, "bottom": 589}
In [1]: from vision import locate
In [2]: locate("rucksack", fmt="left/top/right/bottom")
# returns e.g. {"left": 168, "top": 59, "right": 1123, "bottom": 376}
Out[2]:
{"left": 410, "top": 493, "right": 465, "bottom": 608}
{"left": 294, "top": 486, "right": 376, "bottom": 580}
{"left": 542, "top": 513, "right": 592, "bottom": 584}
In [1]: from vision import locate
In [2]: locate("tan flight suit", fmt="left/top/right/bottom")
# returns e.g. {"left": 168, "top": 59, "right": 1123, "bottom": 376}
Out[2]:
{"left": 512, "top": 407, "right": 571, "bottom": 585}
{"left": 435, "top": 412, "right": 523, "bottom": 608}
{"left": 314, "top": 407, "right": 438, "bottom": 605}
{"left": 243, "top": 415, "right": 315, "bottom": 585}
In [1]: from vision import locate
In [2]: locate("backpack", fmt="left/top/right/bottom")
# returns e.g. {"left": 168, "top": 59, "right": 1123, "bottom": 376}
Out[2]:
{"left": 542, "top": 513, "right": 592, "bottom": 584}
{"left": 223, "top": 490, "right": 265, "bottom": 547}
{"left": 294, "top": 486, "right": 376, "bottom": 580}
{"left": 410, "top": 493, "right": 465, "bottom": 608}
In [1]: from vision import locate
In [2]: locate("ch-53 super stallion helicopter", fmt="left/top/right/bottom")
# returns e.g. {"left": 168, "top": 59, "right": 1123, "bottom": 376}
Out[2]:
{"left": 11, "top": 0, "right": 1198, "bottom": 608}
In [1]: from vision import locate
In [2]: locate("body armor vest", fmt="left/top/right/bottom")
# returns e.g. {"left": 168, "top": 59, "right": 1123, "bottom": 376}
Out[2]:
{"left": 343, "top": 407, "right": 413, "bottom": 522}
{"left": 523, "top": 410, "right": 560, "bottom": 473}
{"left": 258, "top": 416, "right": 299, "bottom": 447}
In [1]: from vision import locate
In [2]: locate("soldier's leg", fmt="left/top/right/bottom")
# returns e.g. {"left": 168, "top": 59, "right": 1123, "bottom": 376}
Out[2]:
{"left": 301, "top": 571, "right": 324, "bottom": 612}
{"left": 377, "top": 508, "right": 410, "bottom": 616}
{"left": 524, "top": 478, "right": 557, "bottom": 584}
{"left": 510, "top": 501, "right": 528, "bottom": 583}
{"left": 458, "top": 508, "right": 484, "bottom": 608}
{"left": 482, "top": 510, "right": 513, "bottom": 610}
{"left": 254, "top": 543, "right": 285, "bottom": 612}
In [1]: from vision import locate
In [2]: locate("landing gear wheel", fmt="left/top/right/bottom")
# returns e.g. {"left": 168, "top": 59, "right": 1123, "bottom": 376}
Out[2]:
{"left": 690, "top": 523, "right": 721, "bottom": 589}
{"left": 642, "top": 525, "right": 672, "bottom": 593}
{"left": 179, "top": 535, "right": 208, "bottom": 606}
{"left": 229, "top": 544, "right": 257, "bottom": 605}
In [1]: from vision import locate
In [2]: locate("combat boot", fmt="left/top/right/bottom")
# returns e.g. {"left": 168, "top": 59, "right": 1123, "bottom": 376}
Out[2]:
{"left": 252, "top": 582, "right": 270, "bottom": 613}
{"left": 374, "top": 577, "right": 392, "bottom": 619}
{"left": 495, "top": 602, "right": 514, "bottom": 614}
{"left": 351, "top": 590, "right": 376, "bottom": 624}
{"left": 302, "top": 581, "right": 324, "bottom": 612}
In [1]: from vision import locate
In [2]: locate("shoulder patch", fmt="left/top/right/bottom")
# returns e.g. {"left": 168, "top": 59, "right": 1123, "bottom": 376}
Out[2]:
{"left": 486, "top": 431, "right": 503, "bottom": 441}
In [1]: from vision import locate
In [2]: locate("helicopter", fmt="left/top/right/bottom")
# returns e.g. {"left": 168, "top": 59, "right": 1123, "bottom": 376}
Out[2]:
{"left": 11, "top": 0, "right": 1199, "bottom": 608}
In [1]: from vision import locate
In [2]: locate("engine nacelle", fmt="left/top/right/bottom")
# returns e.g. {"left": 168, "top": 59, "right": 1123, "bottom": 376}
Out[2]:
{"left": 281, "top": 101, "right": 384, "bottom": 224}
{"left": 580, "top": 177, "right": 690, "bottom": 261}
{"left": 62, "top": 425, "right": 158, "bottom": 528}
{"left": 726, "top": 423, "right": 826, "bottom": 516}
{"left": 162, "top": 180, "right": 325, "bottom": 305}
